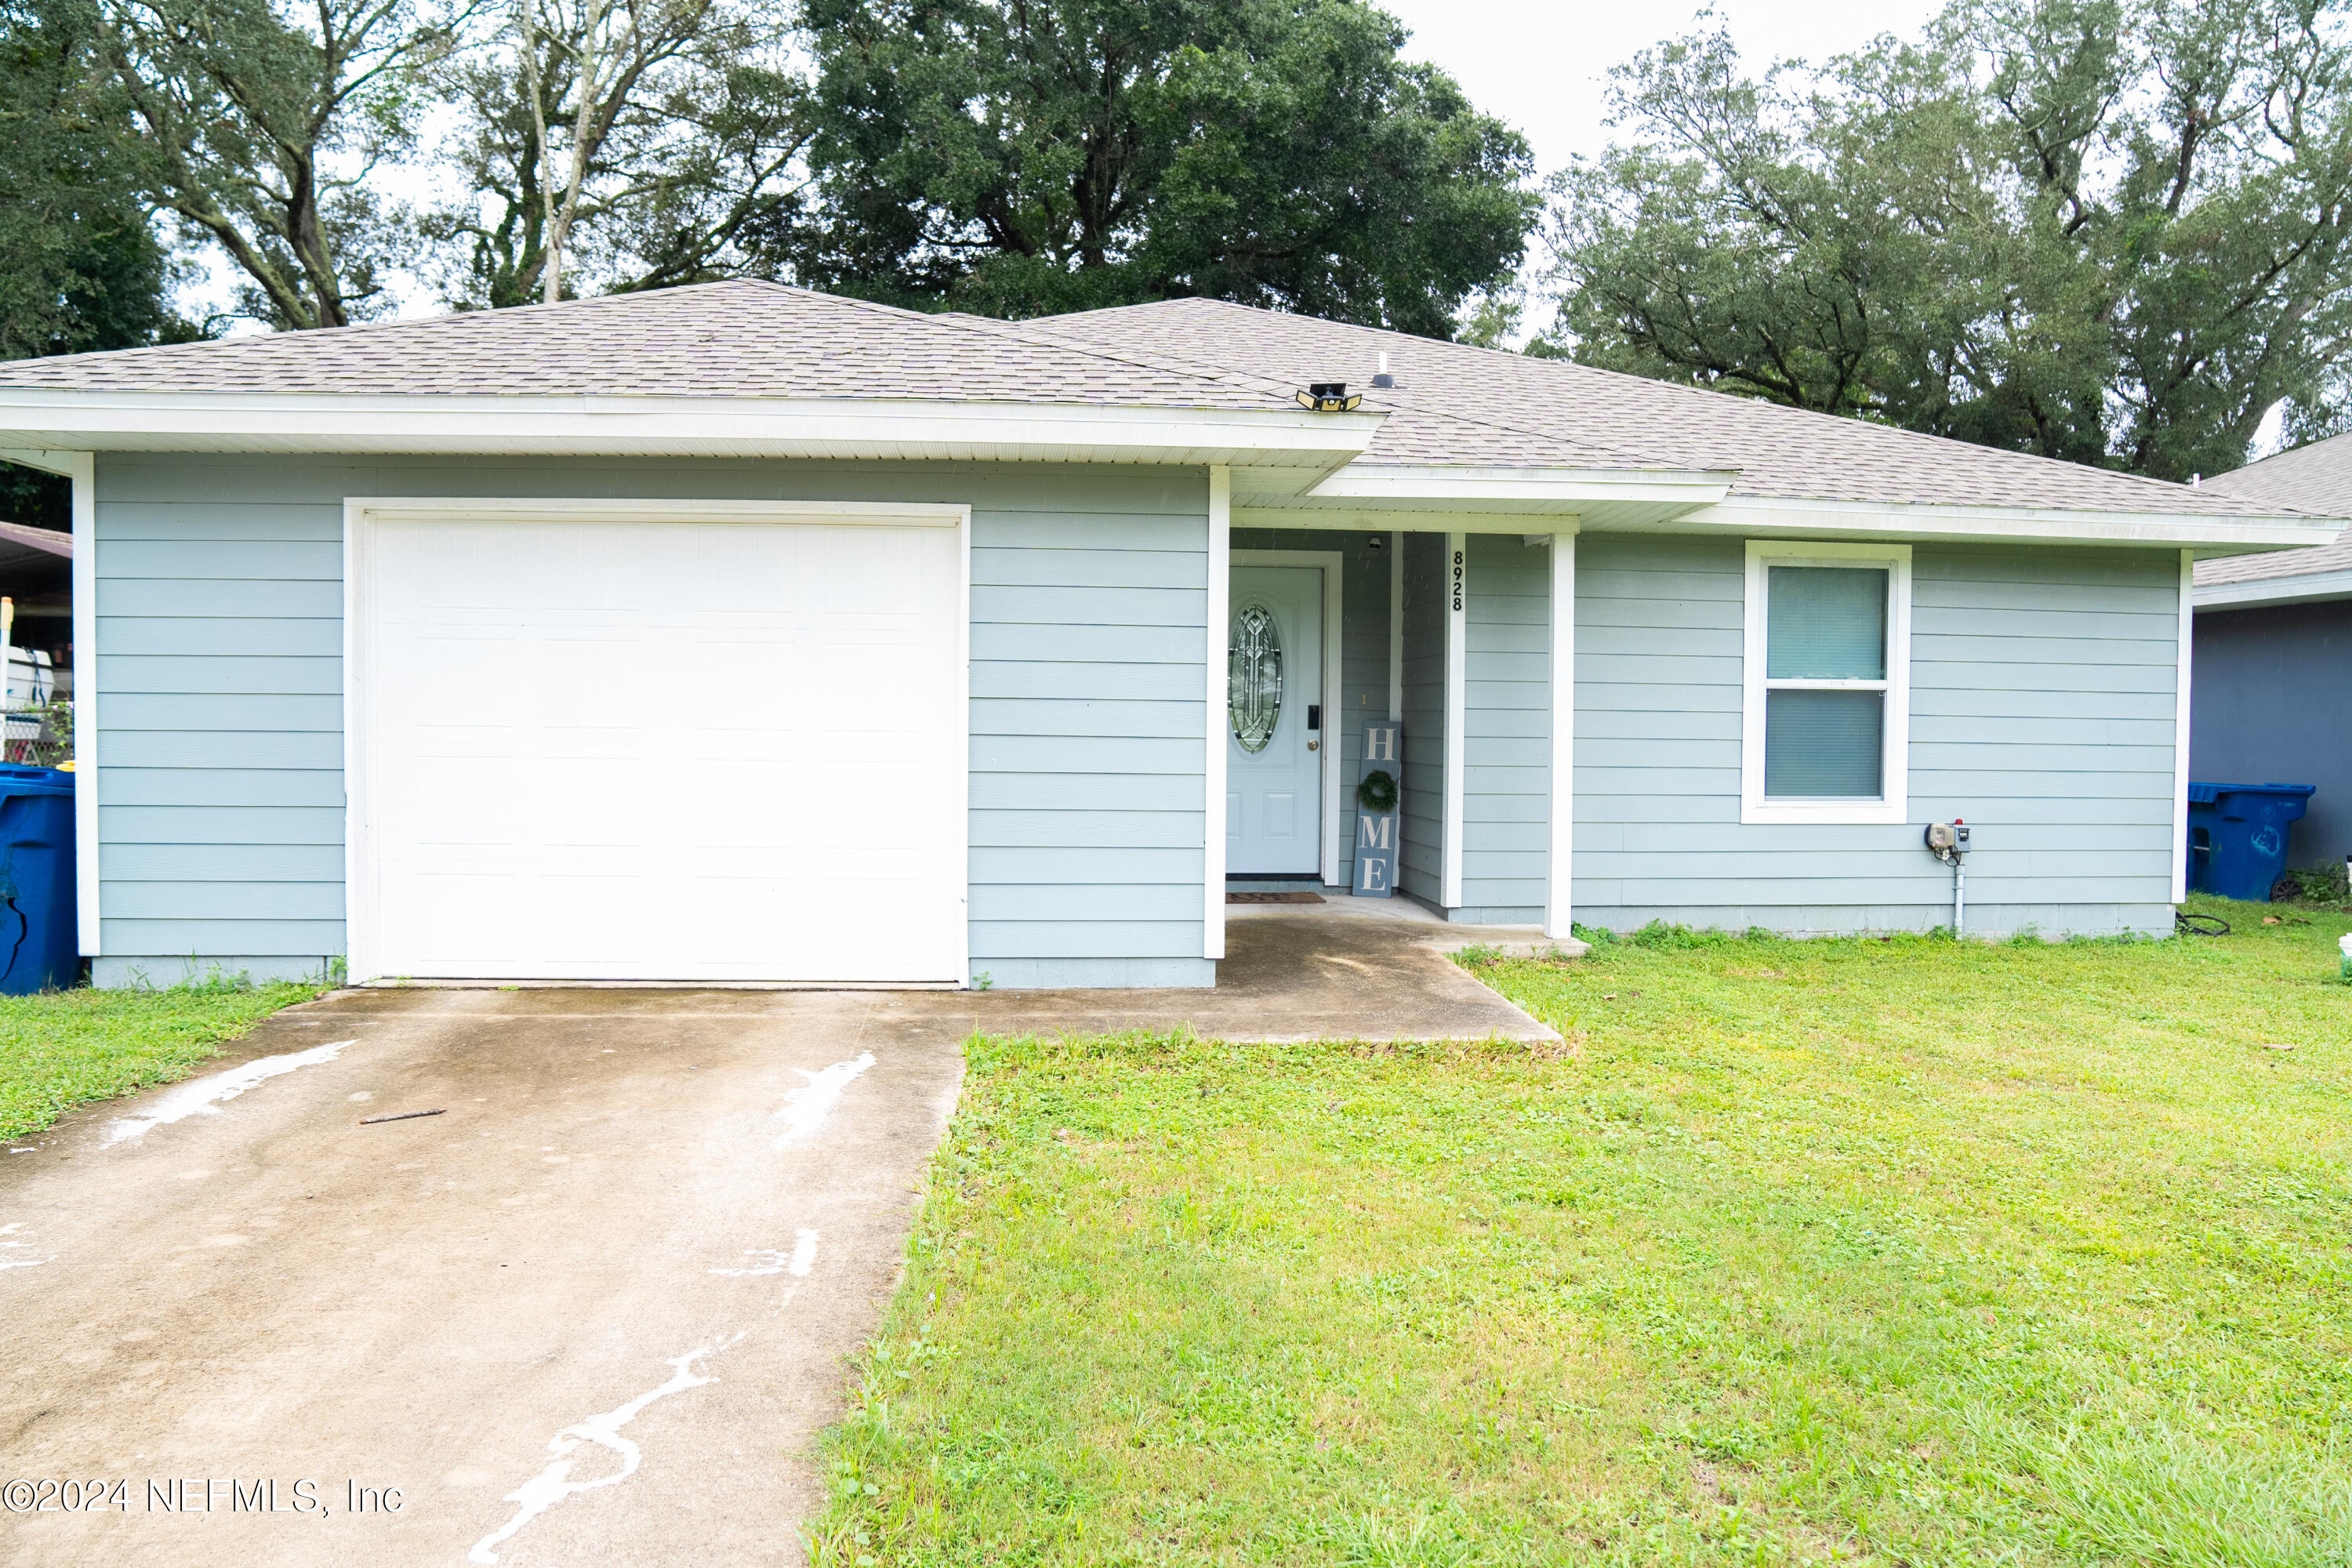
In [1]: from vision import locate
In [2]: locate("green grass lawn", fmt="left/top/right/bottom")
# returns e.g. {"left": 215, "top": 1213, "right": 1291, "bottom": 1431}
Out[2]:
{"left": 0, "top": 978, "right": 325, "bottom": 1142}
{"left": 810, "top": 897, "right": 2352, "bottom": 1567}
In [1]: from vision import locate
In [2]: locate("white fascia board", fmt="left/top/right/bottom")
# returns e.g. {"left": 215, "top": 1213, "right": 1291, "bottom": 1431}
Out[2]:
{"left": 0, "top": 390, "right": 1381, "bottom": 469}
{"left": 1673, "top": 494, "right": 2337, "bottom": 550}
{"left": 2194, "top": 567, "right": 2352, "bottom": 611}
{"left": 1306, "top": 463, "right": 1735, "bottom": 506}
{"left": 0, "top": 446, "right": 89, "bottom": 477}
{"left": 1232, "top": 506, "right": 1584, "bottom": 533}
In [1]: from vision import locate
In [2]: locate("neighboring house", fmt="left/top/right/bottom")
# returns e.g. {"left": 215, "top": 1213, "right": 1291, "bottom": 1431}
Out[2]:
{"left": 2193, "top": 434, "right": 2352, "bottom": 866}
{"left": 0, "top": 282, "right": 2332, "bottom": 988}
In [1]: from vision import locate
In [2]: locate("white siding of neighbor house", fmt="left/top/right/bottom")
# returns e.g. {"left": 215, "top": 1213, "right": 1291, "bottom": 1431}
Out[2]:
{"left": 90, "top": 454, "right": 1214, "bottom": 987}
{"left": 1573, "top": 533, "right": 2180, "bottom": 936}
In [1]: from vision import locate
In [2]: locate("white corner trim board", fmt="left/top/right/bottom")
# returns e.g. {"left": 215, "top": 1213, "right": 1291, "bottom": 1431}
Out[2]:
{"left": 1443, "top": 531, "right": 1467, "bottom": 910}
{"left": 1204, "top": 468, "right": 1231, "bottom": 962}
{"left": 1740, "top": 539, "right": 1913, "bottom": 827}
{"left": 65, "top": 451, "right": 96, "bottom": 955}
{"left": 2172, "top": 548, "right": 2194, "bottom": 905}
{"left": 1546, "top": 530, "right": 1577, "bottom": 939}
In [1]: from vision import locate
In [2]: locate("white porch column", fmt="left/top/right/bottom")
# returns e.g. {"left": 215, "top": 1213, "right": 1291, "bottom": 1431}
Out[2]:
{"left": 1546, "top": 528, "right": 1577, "bottom": 938}
{"left": 1443, "top": 530, "right": 1466, "bottom": 911}
{"left": 2171, "top": 546, "right": 2194, "bottom": 906}
{"left": 1204, "top": 466, "right": 1231, "bottom": 961}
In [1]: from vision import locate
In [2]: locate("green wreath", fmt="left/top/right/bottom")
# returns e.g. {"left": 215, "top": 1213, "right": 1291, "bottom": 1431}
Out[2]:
{"left": 1356, "top": 769, "right": 1398, "bottom": 812}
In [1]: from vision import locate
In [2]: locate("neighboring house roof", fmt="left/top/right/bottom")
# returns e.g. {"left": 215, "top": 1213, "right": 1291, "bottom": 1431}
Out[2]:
{"left": 2194, "top": 433, "right": 2352, "bottom": 608}
{"left": 0, "top": 280, "right": 2333, "bottom": 550}
{"left": 0, "top": 520, "right": 70, "bottom": 560}
{"left": 1016, "top": 296, "right": 2292, "bottom": 517}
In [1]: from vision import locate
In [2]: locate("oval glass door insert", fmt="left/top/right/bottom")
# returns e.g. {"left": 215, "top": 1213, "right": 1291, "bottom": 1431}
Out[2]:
{"left": 1229, "top": 601, "right": 1283, "bottom": 753}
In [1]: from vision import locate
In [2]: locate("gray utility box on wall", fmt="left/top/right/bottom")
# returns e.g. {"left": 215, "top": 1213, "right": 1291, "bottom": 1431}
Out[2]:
{"left": 1354, "top": 721, "right": 1402, "bottom": 896}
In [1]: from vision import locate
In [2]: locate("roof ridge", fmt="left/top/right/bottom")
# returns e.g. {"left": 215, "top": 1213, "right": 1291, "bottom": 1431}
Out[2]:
{"left": 1023, "top": 304, "right": 1680, "bottom": 471}
{"left": 1040, "top": 296, "right": 2252, "bottom": 509}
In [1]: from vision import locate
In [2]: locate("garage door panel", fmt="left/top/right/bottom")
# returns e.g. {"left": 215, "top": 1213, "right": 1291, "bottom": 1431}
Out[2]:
{"left": 360, "top": 514, "right": 965, "bottom": 982}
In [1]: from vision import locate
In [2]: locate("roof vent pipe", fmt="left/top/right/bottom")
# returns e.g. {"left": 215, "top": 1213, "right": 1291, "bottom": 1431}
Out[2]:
{"left": 1372, "top": 352, "right": 1394, "bottom": 389}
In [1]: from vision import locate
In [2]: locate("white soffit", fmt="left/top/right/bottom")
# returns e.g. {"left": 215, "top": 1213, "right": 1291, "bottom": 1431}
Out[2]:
{"left": 0, "top": 390, "right": 1381, "bottom": 470}
{"left": 1231, "top": 463, "right": 1732, "bottom": 531}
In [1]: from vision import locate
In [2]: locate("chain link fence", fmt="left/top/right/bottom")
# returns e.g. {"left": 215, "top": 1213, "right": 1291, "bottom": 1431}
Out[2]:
{"left": 3, "top": 700, "right": 71, "bottom": 769}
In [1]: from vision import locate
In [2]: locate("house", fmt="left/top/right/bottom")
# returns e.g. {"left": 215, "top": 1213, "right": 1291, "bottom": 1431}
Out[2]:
{"left": 2192, "top": 434, "right": 2352, "bottom": 869}
{"left": 0, "top": 281, "right": 2332, "bottom": 989}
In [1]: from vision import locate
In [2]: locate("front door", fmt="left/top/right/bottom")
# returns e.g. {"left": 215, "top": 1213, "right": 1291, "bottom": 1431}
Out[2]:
{"left": 1228, "top": 564, "right": 1324, "bottom": 875}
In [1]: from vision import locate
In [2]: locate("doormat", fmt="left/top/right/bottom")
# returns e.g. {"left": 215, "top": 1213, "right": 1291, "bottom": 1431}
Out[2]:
{"left": 1226, "top": 891, "right": 1326, "bottom": 905}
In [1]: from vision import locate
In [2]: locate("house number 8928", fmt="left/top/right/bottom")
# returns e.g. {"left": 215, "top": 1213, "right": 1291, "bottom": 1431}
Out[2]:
{"left": 1451, "top": 550, "right": 1465, "bottom": 612}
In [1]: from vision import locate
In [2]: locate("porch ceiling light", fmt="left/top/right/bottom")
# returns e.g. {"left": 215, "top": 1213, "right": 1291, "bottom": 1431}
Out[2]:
{"left": 1296, "top": 382, "right": 1362, "bottom": 412}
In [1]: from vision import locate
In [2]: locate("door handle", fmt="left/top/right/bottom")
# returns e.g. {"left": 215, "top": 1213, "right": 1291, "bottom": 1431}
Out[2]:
{"left": 1308, "top": 741, "right": 1319, "bottom": 751}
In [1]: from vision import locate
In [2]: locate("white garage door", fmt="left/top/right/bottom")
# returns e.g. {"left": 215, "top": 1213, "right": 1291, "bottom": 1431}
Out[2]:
{"left": 351, "top": 507, "right": 965, "bottom": 983}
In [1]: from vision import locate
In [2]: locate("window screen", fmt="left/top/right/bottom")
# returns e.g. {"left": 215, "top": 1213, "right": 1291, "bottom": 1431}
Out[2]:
{"left": 1763, "top": 565, "right": 1889, "bottom": 799}
{"left": 1767, "top": 567, "right": 1886, "bottom": 678}
{"left": 1765, "top": 690, "right": 1884, "bottom": 797}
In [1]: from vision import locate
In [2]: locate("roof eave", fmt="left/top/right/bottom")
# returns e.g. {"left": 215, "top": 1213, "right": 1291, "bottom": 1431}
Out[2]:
{"left": 1665, "top": 494, "right": 2335, "bottom": 550}
{"left": 0, "top": 390, "right": 1381, "bottom": 470}
{"left": 2195, "top": 566, "right": 2352, "bottom": 612}
{"left": 1230, "top": 463, "right": 1737, "bottom": 531}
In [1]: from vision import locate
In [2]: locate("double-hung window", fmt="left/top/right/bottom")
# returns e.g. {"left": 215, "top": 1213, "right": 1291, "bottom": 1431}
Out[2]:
{"left": 1741, "top": 541, "right": 1910, "bottom": 824}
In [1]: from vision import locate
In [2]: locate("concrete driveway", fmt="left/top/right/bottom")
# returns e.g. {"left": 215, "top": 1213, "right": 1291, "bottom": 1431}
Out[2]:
{"left": 1, "top": 989, "right": 969, "bottom": 1566}
{"left": 0, "top": 905, "right": 1552, "bottom": 1566}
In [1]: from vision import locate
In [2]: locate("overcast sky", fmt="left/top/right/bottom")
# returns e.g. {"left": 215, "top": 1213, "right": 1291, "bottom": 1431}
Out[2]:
{"left": 1383, "top": 0, "right": 1946, "bottom": 179}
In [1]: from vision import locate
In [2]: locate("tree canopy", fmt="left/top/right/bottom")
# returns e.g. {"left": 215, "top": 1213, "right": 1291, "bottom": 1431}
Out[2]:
{"left": 783, "top": 0, "right": 1538, "bottom": 331}
{"left": 1541, "top": 0, "right": 2352, "bottom": 481}
{"left": 1, "top": 0, "right": 209, "bottom": 523}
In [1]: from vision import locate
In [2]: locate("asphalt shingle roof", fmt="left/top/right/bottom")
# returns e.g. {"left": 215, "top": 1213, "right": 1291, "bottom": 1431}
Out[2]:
{"left": 1014, "top": 297, "right": 2288, "bottom": 515}
{"left": 0, "top": 279, "right": 2309, "bottom": 519}
{"left": 0, "top": 280, "right": 1288, "bottom": 411}
{"left": 2196, "top": 433, "right": 2352, "bottom": 585}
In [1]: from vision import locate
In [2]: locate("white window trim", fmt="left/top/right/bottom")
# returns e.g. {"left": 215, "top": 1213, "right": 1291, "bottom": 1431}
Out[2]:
{"left": 1741, "top": 539, "right": 1911, "bottom": 826}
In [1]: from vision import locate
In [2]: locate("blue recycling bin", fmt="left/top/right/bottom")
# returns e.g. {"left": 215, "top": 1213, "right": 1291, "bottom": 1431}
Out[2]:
{"left": 2185, "top": 782, "right": 2316, "bottom": 902}
{"left": 0, "top": 765, "right": 77, "bottom": 993}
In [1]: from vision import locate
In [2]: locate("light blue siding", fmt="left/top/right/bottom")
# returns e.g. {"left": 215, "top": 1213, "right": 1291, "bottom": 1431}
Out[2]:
{"left": 1457, "top": 535, "right": 1553, "bottom": 922}
{"left": 92, "top": 453, "right": 1215, "bottom": 987}
{"left": 1573, "top": 534, "right": 2180, "bottom": 937}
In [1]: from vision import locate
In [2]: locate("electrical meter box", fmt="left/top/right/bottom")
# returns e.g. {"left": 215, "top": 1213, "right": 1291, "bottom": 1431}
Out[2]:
{"left": 1924, "top": 822, "right": 1971, "bottom": 855}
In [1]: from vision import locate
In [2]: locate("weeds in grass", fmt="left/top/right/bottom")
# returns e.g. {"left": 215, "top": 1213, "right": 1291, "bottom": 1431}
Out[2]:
{"left": 811, "top": 895, "right": 2352, "bottom": 1566}
{"left": 0, "top": 976, "right": 325, "bottom": 1139}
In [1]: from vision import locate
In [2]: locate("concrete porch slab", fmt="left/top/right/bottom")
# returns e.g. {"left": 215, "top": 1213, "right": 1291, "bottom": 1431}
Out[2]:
{"left": 952, "top": 899, "right": 1570, "bottom": 1044}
